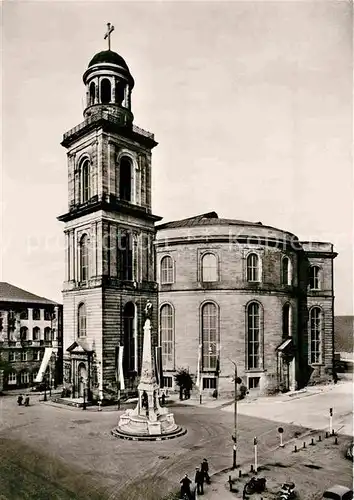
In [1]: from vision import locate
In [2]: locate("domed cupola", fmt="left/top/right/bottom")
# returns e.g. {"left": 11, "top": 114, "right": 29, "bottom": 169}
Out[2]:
{"left": 82, "top": 23, "right": 134, "bottom": 125}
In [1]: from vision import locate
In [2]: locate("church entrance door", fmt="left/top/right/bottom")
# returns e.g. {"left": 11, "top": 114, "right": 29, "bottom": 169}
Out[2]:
{"left": 78, "top": 363, "right": 87, "bottom": 398}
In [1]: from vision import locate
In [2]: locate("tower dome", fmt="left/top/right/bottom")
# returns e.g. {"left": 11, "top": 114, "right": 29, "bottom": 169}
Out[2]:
{"left": 82, "top": 24, "right": 134, "bottom": 124}
{"left": 88, "top": 50, "right": 130, "bottom": 71}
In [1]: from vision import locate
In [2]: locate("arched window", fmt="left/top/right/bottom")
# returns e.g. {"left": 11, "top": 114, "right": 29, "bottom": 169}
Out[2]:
{"left": 309, "top": 266, "right": 320, "bottom": 290}
{"left": 201, "top": 302, "right": 219, "bottom": 370}
{"left": 89, "top": 82, "right": 95, "bottom": 105}
{"left": 33, "top": 327, "right": 40, "bottom": 341}
{"left": 77, "top": 303, "right": 86, "bottom": 338}
{"left": 282, "top": 303, "right": 291, "bottom": 337}
{"left": 118, "top": 232, "right": 133, "bottom": 280}
{"left": 202, "top": 253, "right": 218, "bottom": 282}
{"left": 160, "top": 304, "right": 174, "bottom": 368}
{"left": 81, "top": 159, "right": 90, "bottom": 203}
{"left": 32, "top": 308, "right": 41, "bottom": 320}
{"left": 247, "top": 253, "right": 260, "bottom": 282}
{"left": 160, "top": 256, "right": 174, "bottom": 284}
{"left": 44, "top": 327, "right": 52, "bottom": 341}
{"left": 119, "top": 157, "right": 132, "bottom": 202}
{"left": 123, "top": 302, "right": 135, "bottom": 374}
{"left": 20, "top": 327, "right": 28, "bottom": 341}
{"left": 282, "top": 257, "right": 292, "bottom": 285}
{"left": 100, "top": 78, "right": 111, "bottom": 104}
{"left": 247, "top": 302, "right": 261, "bottom": 369}
{"left": 80, "top": 234, "right": 89, "bottom": 281}
{"left": 310, "top": 307, "right": 322, "bottom": 364}
{"left": 115, "top": 81, "right": 125, "bottom": 105}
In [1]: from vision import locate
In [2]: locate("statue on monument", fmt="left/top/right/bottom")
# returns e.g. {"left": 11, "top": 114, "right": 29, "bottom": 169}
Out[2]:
{"left": 144, "top": 300, "right": 153, "bottom": 321}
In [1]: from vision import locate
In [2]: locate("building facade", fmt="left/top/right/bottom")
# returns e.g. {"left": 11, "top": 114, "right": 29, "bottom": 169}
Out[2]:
{"left": 59, "top": 42, "right": 337, "bottom": 401}
{"left": 58, "top": 48, "right": 161, "bottom": 402}
{"left": 0, "top": 282, "right": 63, "bottom": 390}
{"left": 156, "top": 213, "right": 337, "bottom": 396}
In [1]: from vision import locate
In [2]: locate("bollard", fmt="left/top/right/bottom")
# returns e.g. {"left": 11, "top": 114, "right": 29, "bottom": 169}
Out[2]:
{"left": 318, "top": 435, "right": 322, "bottom": 442}
{"left": 325, "top": 431, "right": 329, "bottom": 438}
{"left": 239, "top": 470, "right": 242, "bottom": 478}
{"left": 229, "top": 475, "right": 232, "bottom": 491}
{"left": 310, "top": 438, "right": 315, "bottom": 446}
{"left": 332, "top": 429, "right": 335, "bottom": 436}
{"left": 334, "top": 437, "right": 338, "bottom": 445}
{"left": 303, "top": 442, "right": 306, "bottom": 449}
{"left": 250, "top": 464, "right": 254, "bottom": 472}
{"left": 294, "top": 445, "right": 298, "bottom": 453}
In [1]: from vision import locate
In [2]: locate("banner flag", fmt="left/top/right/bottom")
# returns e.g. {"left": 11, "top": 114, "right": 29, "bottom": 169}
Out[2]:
{"left": 155, "top": 346, "right": 164, "bottom": 388}
{"left": 196, "top": 344, "right": 202, "bottom": 390}
{"left": 118, "top": 345, "right": 125, "bottom": 391}
{"left": 115, "top": 345, "right": 125, "bottom": 390}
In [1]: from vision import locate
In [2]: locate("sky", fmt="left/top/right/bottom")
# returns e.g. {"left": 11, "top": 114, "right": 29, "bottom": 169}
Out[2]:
{"left": 1, "top": 0, "right": 353, "bottom": 314}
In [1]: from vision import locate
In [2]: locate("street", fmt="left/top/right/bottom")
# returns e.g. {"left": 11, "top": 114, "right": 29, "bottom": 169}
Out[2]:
{"left": 0, "top": 379, "right": 352, "bottom": 500}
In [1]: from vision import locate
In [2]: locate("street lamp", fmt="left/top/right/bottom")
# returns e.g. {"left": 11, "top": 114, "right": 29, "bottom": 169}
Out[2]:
{"left": 229, "top": 359, "right": 242, "bottom": 469}
{"left": 43, "top": 373, "right": 48, "bottom": 402}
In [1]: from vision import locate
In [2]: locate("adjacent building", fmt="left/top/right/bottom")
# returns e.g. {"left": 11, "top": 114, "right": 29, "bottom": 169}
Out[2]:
{"left": 58, "top": 39, "right": 337, "bottom": 402}
{"left": 0, "top": 282, "right": 63, "bottom": 390}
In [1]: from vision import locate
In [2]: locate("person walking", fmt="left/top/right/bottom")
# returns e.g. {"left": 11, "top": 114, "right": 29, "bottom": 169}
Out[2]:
{"left": 201, "top": 458, "right": 210, "bottom": 484}
{"left": 195, "top": 466, "right": 204, "bottom": 495}
{"left": 24, "top": 396, "right": 30, "bottom": 407}
{"left": 180, "top": 473, "right": 192, "bottom": 499}
{"left": 17, "top": 394, "right": 23, "bottom": 406}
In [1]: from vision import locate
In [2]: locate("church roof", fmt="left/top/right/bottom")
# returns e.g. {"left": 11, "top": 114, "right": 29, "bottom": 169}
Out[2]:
{"left": 88, "top": 50, "right": 129, "bottom": 70}
{"left": 157, "top": 212, "right": 264, "bottom": 230}
{"left": 0, "top": 282, "right": 58, "bottom": 305}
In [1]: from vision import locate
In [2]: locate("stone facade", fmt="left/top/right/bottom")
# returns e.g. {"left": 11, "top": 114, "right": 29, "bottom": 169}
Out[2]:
{"left": 155, "top": 217, "right": 337, "bottom": 397}
{"left": 0, "top": 282, "right": 63, "bottom": 390}
{"left": 58, "top": 49, "right": 160, "bottom": 403}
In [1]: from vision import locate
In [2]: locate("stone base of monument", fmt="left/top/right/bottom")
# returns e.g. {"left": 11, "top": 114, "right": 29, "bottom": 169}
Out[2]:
{"left": 112, "top": 406, "right": 186, "bottom": 441}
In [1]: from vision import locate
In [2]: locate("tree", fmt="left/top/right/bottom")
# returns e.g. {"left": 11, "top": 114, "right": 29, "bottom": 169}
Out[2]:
{"left": 174, "top": 368, "right": 194, "bottom": 400}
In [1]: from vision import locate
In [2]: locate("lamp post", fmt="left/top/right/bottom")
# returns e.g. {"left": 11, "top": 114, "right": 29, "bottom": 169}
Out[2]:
{"left": 43, "top": 373, "right": 47, "bottom": 402}
{"left": 229, "top": 359, "right": 241, "bottom": 469}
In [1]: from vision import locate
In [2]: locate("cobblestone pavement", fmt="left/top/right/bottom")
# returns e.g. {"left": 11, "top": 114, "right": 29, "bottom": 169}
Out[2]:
{"left": 0, "top": 378, "right": 352, "bottom": 499}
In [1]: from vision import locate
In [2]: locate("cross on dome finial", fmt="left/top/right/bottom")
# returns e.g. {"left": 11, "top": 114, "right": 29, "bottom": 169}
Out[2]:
{"left": 104, "top": 22, "right": 115, "bottom": 51}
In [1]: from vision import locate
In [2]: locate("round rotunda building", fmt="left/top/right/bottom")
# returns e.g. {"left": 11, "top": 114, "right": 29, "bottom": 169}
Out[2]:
{"left": 155, "top": 212, "right": 337, "bottom": 397}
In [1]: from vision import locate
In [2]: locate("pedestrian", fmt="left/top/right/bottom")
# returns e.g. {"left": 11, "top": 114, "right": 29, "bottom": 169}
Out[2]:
{"left": 180, "top": 473, "right": 192, "bottom": 499}
{"left": 17, "top": 394, "right": 23, "bottom": 406}
{"left": 195, "top": 466, "right": 204, "bottom": 495}
{"left": 24, "top": 396, "right": 30, "bottom": 407}
{"left": 201, "top": 458, "right": 210, "bottom": 484}
{"left": 161, "top": 392, "right": 166, "bottom": 406}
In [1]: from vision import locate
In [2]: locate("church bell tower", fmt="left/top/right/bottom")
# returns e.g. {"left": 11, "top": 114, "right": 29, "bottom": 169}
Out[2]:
{"left": 58, "top": 24, "right": 161, "bottom": 402}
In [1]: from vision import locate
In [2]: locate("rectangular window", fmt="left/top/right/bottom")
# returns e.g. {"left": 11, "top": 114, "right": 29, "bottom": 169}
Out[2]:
{"left": 9, "top": 351, "right": 15, "bottom": 362}
{"left": 32, "top": 308, "right": 41, "bottom": 320}
{"left": 21, "top": 372, "right": 29, "bottom": 384}
{"left": 248, "top": 377, "right": 260, "bottom": 389}
{"left": 202, "top": 377, "right": 217, "bottom": 390}
{"left": 35, "top": 351, "right": 41, "bottom": 361}
{"left": 8, "top": 372, "right": 17, "bottom": 385}
{"left": 44, "top": 309, "right": 52, "bottom": 321}
{"left": 163, "top": 376, "right": 173, "bottom": 388}
{"left": 21, "top": 352, "right": 28, "bottom": 362}
{"left": 20, "top": 309, "right": 28, "bottom": 320}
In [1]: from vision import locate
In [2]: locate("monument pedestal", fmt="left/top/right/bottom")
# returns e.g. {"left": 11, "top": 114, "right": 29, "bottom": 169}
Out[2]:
{"left": 112, "top": 318, "right": 185, "bottom": 441}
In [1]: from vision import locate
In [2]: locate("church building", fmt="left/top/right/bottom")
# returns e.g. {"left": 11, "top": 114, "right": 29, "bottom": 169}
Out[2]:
{"left": 59, "top": 29, "right": 337, "bottom": 402}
